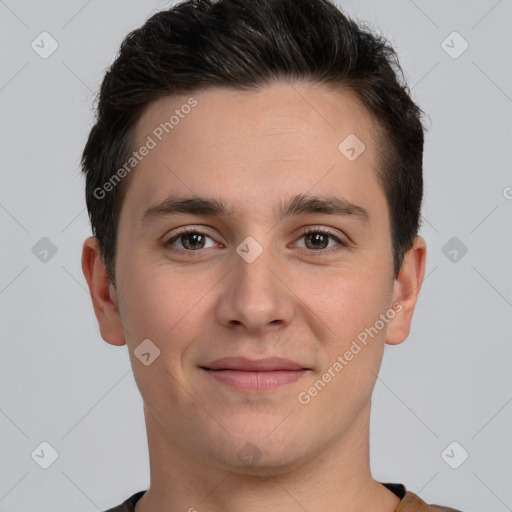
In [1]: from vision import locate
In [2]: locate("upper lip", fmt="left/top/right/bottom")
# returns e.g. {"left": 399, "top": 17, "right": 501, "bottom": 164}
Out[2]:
{"left": 202, "top": 357, "right": 307, "bottom": 371}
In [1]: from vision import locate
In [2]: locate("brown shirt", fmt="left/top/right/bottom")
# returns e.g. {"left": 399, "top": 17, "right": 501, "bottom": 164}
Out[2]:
{"left": 103, "top": 483, "right": 463, "bottom": 511}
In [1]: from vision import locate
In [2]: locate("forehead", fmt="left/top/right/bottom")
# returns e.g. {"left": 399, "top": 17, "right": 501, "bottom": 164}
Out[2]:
{"left": 121, "top": 82, "right": 384, "bottom": 225}
{"left": 135, "top": 82, "right": 376, "bottom": 151}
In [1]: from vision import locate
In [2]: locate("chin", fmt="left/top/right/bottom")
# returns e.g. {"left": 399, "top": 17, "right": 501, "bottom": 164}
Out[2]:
{"left": 221, "top": 449, "right": 309, "bottom": 478}
{"left": 203, "top": 427, "right": 312, "bottom": 477}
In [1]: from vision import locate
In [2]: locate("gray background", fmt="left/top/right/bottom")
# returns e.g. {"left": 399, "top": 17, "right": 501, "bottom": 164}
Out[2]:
{"left": 1, "top": 0, "right": 511, "bottom": 511}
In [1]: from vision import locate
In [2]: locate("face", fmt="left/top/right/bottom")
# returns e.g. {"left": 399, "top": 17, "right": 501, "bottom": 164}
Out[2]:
{"left": 89, "top": 82, "right": 422, "bottom": 475}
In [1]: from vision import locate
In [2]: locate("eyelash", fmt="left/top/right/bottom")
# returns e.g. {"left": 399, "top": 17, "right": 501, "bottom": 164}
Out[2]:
{"left": 163, "top": 226, "right": 347, "bottom": 256}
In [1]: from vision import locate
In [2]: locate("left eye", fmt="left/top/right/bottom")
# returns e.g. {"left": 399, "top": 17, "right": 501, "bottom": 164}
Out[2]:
{"left": 295, "top": 229, "right": 343, "bottom": 250}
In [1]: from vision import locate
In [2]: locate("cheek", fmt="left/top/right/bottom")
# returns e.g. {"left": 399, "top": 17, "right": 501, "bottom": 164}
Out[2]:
{"left": 306, "top": 263, "right": 392, "bottom": 347}
{"left": 305, "top": 268, "right": 393, "bottom": 409}
{"left": 117, "top": 263, "right": 203, "bottom": 404}
{"left": 116, "top": 256, "right": 191, "bottom": 342}
{"left": 299, "top": 271, "right": 392, "bottom": 422}
{"left": 116, "top": 254, "right": 221, "bottom": 368}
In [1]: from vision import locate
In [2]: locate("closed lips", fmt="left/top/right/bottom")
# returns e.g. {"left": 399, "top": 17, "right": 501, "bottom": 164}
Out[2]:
{"left": 202, "top": 357, "right": 308, "bottom": 371}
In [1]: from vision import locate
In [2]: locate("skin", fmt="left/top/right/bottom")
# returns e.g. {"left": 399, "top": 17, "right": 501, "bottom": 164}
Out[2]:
{"left": 82, "top": 81, "right": 426, "bottom": 512}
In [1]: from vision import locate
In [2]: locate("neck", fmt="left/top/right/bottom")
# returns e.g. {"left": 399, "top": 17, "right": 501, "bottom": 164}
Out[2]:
{"left": 135, "top": 402, "right": 400, "bottom": 512}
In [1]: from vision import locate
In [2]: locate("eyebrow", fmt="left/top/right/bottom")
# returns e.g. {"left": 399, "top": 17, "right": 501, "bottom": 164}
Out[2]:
{"left": 140, "top": 193, "right": 370, "bottom": 225}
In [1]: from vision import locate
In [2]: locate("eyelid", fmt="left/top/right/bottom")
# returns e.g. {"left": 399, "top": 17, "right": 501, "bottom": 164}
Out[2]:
{"left": 299, "top": 225, "right": 344, "bottom": 240}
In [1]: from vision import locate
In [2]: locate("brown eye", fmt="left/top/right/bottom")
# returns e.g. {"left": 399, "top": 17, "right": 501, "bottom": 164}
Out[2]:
{"left": 296, "top": 228, "right": 344, "bottom": 251}
{"left": 165, "top": 229, "right": 216, "bottom": 251}
{"left": 304, "top": 232, "right": 330, "bottom": 250}
{"left": 180, "top": 232, "right": 206, "bottom": 250}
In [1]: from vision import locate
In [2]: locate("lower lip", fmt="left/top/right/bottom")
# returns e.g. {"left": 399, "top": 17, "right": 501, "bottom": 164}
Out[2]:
{"left": 201, "top": 368, "right": 308, "bottom": 391}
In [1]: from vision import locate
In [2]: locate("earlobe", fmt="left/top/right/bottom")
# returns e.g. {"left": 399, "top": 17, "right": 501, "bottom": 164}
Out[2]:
{"left": 385, "top": 236, "right": 427, "bottom": 346}
{"left": 81, "top": 236, "right": 126, "bottom": 346}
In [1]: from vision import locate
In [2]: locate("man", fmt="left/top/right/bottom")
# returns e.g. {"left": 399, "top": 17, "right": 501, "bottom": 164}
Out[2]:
{"left": 81, "top": 0, "right": 463, "bottom": 510}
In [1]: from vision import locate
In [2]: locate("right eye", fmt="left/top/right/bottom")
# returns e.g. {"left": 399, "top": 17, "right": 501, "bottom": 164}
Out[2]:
{"left": 164, "top": 228, "right": 218, "bottom": 252}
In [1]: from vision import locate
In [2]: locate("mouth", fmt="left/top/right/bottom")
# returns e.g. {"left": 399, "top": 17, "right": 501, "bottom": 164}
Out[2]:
{"left": 200, "top": 357, "right": 310, "bottom": 392}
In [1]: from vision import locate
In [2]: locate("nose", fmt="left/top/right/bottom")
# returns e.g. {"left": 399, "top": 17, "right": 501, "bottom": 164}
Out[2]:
{"left": 214, "top": 240, "right": 295, "bottom": 335}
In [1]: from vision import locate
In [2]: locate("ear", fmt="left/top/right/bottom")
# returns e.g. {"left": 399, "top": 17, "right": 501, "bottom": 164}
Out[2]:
{"left": 81, "top": 236, "right": 126, "bottom": 346}
{"left": 385, "top": 236, "right": 427, "bottom": 346}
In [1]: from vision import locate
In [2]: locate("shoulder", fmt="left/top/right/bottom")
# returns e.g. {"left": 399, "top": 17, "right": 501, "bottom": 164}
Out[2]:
{"left": 102, "top": 490, "right": 146, "bottom": 512}
{"left": 397, "top": 490, "right": 464, "bottom": 512}
{"left": 381, "top": 482, "right": 463, "bottom": 512}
